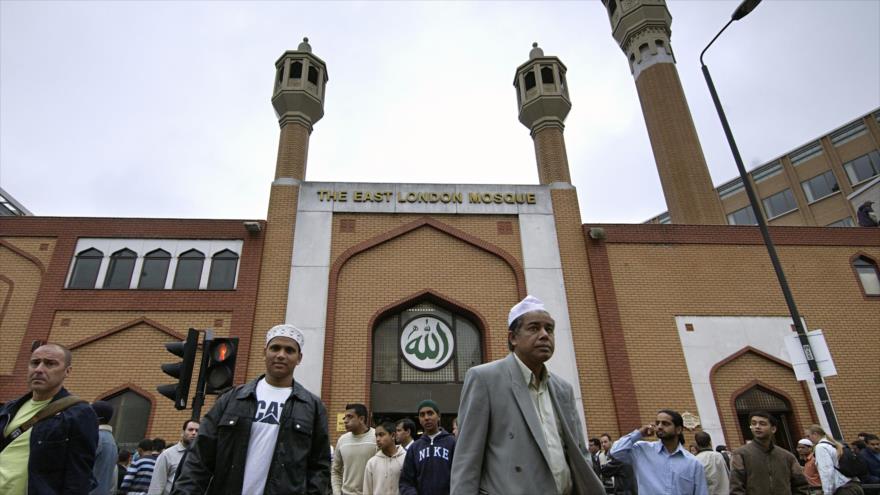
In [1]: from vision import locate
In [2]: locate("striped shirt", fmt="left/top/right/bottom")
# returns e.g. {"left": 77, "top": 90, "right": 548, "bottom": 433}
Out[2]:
{"left": 121, "top": 454, "right": 158, "bottom": 494}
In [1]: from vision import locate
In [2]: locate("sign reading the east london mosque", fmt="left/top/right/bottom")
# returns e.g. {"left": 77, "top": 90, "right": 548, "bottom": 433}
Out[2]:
{"left": 400, "top": 316, "right": 455, "bottom": 371}
{"left": 316, "top": 189, "right": 538, "bottom": 205}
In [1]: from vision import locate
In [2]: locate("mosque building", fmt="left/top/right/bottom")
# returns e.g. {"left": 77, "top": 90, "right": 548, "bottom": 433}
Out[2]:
{"left": 1, "top": 0, "right": 878, "bottom": 452}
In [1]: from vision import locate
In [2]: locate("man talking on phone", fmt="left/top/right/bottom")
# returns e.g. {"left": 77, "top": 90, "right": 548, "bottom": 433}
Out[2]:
{"left": 609, "top": 409, "right": 708, "bottom": 495}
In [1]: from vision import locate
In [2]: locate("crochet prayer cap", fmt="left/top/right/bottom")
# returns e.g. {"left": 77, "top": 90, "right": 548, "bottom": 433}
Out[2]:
{"left": 508, "top": 295, "right": 546, "bottom": 327}
{"left": 417, "top": 399, "right": 440, "bottom": 414}
{"left": 266, "top": 324, "right": 305, "bottom": 350}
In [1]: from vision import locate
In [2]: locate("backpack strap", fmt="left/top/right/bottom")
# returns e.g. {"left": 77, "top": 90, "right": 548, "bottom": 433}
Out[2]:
{"left": 1, "top": 396, "right": 86, "bottom": 449}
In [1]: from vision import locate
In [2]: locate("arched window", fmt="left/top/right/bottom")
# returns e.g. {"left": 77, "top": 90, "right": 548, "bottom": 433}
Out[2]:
{"left": 372, "top": 300, "right": 482, "bottom": 422}
{"left": 69, "top": 248, "right": 104, "bottom": 289}
{"left": 103, "top": 389, "right": 151, "bottom": 453}
{"left": 853, "top": 256, "right": 880, "bottom": 296}
{"left": 138, "top": 249, "right": 171, "bottom": 289}
{"left": 291, "top": 61, "right": 303, "bottom": 79}
{"left": 735, "top": 386, "right": 795, "bottom": 451}
{"left": 524, "top": 70, "right": 536, "bottom": 91}
{"left": 307, "top": 66, "right": 319, "bottom": 85}
{"left": 103, "top": 248, "right": 137, "bottom": 289}
{"left": 541, "top": 66, "right": 554, "bottom": 85}
{"left": 207, "top": 249, "right": 239, "bottom": 290}
{"left": 173, "top": 249, "right": 204, "bottom": 290}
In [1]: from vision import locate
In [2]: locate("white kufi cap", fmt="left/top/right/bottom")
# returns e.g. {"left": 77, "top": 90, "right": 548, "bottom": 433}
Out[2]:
{"left": 508, "top": 295, "right": 546, "bottom": 327}
{"left": 266, "top": 324, "right": 305, "bottom": 350}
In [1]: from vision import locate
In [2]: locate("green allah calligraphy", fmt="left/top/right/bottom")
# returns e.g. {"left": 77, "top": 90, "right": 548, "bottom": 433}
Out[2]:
{"left": 404, "top": 319, "right": 450, "bottom": 362}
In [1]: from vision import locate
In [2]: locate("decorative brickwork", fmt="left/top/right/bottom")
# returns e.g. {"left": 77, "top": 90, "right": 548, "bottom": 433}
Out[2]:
{"left": 590, "top": 222, "right": 879, "bottom": 440}
{"left": 0, "top": 216, "right": 263, "bottom": 441}
{"left": 634, "top": 63, "right": 725, "bottom": 225}
{"left": 533, "top": 126, "right": 572, "bottom": 185}
{"left": 321, "top": 217, "right": 524, "bottom": 443}
{"left": 711, "top": 348, "right": 815, "bottom": 449}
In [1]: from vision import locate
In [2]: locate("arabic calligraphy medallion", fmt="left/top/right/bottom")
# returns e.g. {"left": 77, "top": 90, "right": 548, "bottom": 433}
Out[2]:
{"left": 400, "top": 316, "right": 455, "bottom": 371}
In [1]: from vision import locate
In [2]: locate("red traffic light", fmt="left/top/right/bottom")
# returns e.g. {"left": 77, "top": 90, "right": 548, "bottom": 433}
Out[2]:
{"left": 212, "top": 342, "right": 232, "bottom": 362}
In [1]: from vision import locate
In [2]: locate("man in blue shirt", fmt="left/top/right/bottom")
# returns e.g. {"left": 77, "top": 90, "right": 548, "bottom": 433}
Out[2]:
{"left": 610, "top": 409, "right": 708, "bottom": 495}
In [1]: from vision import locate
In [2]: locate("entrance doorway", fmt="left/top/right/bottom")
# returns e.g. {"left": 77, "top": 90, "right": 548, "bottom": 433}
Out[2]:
{"left": 735, "top": 385, "right": 797, "bottom": 452}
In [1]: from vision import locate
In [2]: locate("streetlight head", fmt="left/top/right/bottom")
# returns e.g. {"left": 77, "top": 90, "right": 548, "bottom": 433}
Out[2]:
{"left": 732, "top": 0, "right": 761, "bottom": 21}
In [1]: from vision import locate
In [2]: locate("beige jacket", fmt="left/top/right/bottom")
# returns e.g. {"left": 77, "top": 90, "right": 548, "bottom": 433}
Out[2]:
{"left": 363, "top": 445, "right": 406, "bottom": 495}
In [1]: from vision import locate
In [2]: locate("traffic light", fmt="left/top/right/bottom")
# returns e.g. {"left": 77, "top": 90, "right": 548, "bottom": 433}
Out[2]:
{"left": 158, "top": 328, "right": 199, "bottom": 410}
{"left": 205, "top": 337, "right": 238, "bottom": 394}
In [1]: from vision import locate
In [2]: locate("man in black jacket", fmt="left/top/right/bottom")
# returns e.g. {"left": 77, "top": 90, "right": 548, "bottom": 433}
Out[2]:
{"left": 0, "top": 343, "right": 98, "bottom": 494}
{"left": 172, "top": 324, "right": 331, "bottom": 495}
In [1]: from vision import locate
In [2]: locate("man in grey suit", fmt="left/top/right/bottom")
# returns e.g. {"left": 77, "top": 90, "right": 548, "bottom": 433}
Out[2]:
{"left": 450, "top": 295, "right": 605, "bottom": 495}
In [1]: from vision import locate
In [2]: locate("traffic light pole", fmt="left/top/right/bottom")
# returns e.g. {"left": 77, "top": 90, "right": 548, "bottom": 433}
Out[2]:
{"left": 191, "top": 330, "right": 214, "bottom": 421}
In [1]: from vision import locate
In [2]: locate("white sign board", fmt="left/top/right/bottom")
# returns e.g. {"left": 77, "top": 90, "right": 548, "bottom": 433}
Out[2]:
{"left": 784, "top": 329, "right": 837, "bottom": 381}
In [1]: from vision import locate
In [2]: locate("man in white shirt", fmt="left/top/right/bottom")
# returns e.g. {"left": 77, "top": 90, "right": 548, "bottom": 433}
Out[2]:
{"left": 331, "top": 403, "right": 376, "bottom": 495}
{"left": 694, "top": 431, "right": 730, "bottom": 495}
{"left": 806, "top": 424, "right": 862, "bottom": 495}
{"left": 148, "top": 419, "right": 199, "bottom": 495}
{"left": 173, "top": 324, "right": 330, "bottom": 494}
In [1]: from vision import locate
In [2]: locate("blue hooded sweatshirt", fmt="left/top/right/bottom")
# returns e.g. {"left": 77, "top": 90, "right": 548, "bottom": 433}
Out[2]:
{"left": 399, "top": 429, "right": 456, "bottom": 495}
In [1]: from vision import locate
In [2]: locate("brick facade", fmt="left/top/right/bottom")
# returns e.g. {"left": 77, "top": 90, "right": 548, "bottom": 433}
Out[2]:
{"left": 0, "top": 216, "right": 264, "bottom": 441}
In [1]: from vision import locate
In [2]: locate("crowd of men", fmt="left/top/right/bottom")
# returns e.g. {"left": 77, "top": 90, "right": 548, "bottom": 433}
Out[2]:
{"left": 1, "top": 296, "right": 878, "bottom": 494}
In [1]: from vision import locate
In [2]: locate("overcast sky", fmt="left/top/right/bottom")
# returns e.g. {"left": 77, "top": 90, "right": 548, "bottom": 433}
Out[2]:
{"left": 1, "top": 0, "right": 878, "bottom": 223}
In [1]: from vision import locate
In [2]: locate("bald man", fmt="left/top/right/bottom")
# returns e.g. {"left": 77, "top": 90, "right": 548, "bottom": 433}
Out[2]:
{"left": 0, "top": 343, "right": 98, "bottom": 494}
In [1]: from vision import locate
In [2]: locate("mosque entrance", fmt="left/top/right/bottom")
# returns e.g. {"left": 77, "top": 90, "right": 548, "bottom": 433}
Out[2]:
{"left": 370, "top": 298, "right": 483, "bottom": 426}
{"left": 734, "top": 386, "right": 797, "bottom": 452}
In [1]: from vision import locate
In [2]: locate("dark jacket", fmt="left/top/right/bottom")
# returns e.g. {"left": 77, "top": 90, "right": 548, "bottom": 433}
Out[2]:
{"left": 171, "top": 375, "right": 330, "bottom": 495}
{"left": 0, "top": 387, "right": 98, "bottom": 495}
{"left": 860, "top": 448, "right": 880, "bottom": 484}
{"left": 400, "top": 429, "right": 455, "bottom": 495}
{"left": 730, "top": 440, "right": 810, "bottom": 495}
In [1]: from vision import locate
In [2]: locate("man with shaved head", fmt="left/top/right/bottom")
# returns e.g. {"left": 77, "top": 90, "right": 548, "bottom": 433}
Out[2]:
{"left": 0, "top": 343, "right": 98, "bottom": 494}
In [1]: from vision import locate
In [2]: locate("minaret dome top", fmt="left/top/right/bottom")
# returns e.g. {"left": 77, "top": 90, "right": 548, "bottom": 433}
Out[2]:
{"left": 529, "top": 42, "right": 544, "bottom": 59}
{"left": 298, "top": 37, "right": 312, "bottom": 53}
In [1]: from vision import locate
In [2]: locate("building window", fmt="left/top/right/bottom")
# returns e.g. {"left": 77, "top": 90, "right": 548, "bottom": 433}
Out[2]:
{"left": 541, "top": 66, "right": 554, "bottom": 85}
{"left": 827, "top": 217, "right": 854, "bottom": 228}
{"left": 291, "top": 61, "right": 303, "bottom": 79}
{"left": 173, "top": 249, "right": 204, "bottom": 290}
{"left": 524, "top": 70, "right": 536, "bottom": 91}
{"left": 373, "top": 301, "right": 481, "bottom": 384}
{"left": 752, "top": 161, "right": 783, "bottom": 183}
{"left": 103, "top": 389, "right": 151, "bottom": 453}
{"left": 207, "top": 249, "right": 239, "bottom": 290}
{"left": 790, "top": 141, "right": 823, "bottom": 166}
{"left": 138, "top": 249, "right": 171, "bottom": 289}
{"left": 854, "top": 256, "right": 880, "bottom": 296}
{"left": 307, "top": 66, "right": 318, "bottom": 85}
{"left": 843, "top": 150, "right": 880, "bottom": 186}
{"left": 103, "top": 249, "right": 137, "bottom": 289}
{"left": 718, "top": 178, "right": 745, "bottom": 199}
{"left": 69, "top": 248, "right": 104, "bottom": 289}
{"left": 801, "top": 170, "right": 840, "bottom": 203}
{"left": 727, "top": 205, "right": 758, "bottom": 226}
{"left": 830, "top": 121, "right": 867, "bottom": 146}
{"left": 762, "top": 189, "right": 797, "bottom": 219}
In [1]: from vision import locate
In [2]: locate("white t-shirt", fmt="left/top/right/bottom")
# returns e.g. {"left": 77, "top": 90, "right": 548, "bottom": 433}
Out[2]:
{"left": 241, "top": 378, "right": 292, "bottom": 494}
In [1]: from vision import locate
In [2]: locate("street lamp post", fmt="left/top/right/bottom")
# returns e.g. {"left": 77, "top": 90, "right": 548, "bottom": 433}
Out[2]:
{"left": 699, "top": 0, "right": 843, "bottom": 441}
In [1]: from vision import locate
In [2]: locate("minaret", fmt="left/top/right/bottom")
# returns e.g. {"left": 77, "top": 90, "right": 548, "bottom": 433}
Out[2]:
{"left": 605, "top": 0, "right": 725, "bottom": 224}
{"left": 513, "top": 43, "right": 606, "bottom": 438}
{"left": 249, "top": 38, "right": 328, "bottom": 377}
{"left": 514, "top": 43, "right": 573, "bottom": 186}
